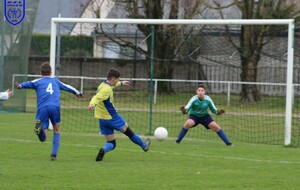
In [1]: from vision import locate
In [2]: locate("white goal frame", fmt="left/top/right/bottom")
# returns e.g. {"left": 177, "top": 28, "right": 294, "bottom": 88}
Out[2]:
{"left": 50, "top": 18, "right": 295, "bottom": 145}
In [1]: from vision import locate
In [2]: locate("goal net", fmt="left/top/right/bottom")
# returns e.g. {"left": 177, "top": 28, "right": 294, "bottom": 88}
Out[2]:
{"left": 0, "top": 0, "right": 39, "bottom": 112}
{"left": 41, "top": 18, "right": 300, "bottom": 146}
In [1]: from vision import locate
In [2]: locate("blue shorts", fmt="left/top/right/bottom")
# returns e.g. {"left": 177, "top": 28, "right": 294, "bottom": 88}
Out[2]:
{"left": 189, "top": 114, "right": 214, "bottom": 129}
{"left": 36, "top": 106, "right": 60, "bottom": 129}
{"left": 99, "top": 113, "right": 126, "bottom": 135}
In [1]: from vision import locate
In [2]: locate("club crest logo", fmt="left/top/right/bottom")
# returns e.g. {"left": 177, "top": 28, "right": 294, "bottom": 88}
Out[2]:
{"left": 4, "top": 0, "right": 26, "bottom": 26}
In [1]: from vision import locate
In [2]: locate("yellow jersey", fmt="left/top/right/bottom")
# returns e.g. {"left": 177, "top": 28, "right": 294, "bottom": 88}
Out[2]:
{"left": 89, "top": 81, "right": 121, "bottom": 119}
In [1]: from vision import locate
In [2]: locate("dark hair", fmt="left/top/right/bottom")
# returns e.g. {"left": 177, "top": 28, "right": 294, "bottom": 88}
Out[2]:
{"left": 40, "top": 62, "right": 51, "bottom": 76}
{"left": 107, "top": 68, "right": 121, "bottom": 80}
{"left": 198, "top": 84, "right": 206, "bottom": 89}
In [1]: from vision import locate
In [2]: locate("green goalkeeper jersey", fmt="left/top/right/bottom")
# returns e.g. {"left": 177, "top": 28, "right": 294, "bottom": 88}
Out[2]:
{"left": 185, "top": 95, "right": 218, "bottom": 117}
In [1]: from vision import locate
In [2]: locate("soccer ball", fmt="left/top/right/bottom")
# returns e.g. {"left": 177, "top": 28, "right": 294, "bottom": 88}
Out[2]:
{"left": 154, "top": 127, "right": 168, "bottom": 141}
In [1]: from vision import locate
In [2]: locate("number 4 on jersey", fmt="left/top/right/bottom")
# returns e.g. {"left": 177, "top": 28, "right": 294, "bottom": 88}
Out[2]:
{"left": 46, "top": 83, "right": 54, "bottom": 94}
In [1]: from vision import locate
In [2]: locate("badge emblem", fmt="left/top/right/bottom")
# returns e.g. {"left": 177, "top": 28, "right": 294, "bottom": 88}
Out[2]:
{"left": 4, "top": 0, "right": 26, "bottom": 26}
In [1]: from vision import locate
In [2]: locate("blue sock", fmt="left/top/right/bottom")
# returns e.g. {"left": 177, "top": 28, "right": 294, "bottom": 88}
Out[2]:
{"left": 103, "top": 140, "right": 116, "bottom": 153}
{"left": 217, "top": 129, "right": 231, "bottom": 145}
{"left": 130, "top": 134, "right": 146, "bottom": 149}
{"left": 176, "top": 128, "right": 188, "bottom": 143}
{"left": 38, "top": 129, "right": 46, "bottom": 142}
{"left": 51, "top": 133, "right": 60, "bottom": 156}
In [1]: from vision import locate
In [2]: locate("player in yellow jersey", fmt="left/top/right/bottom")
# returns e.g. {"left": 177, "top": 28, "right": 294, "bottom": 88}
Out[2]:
{"left": 88, "top": 68, "right": 151, "bottom": 162}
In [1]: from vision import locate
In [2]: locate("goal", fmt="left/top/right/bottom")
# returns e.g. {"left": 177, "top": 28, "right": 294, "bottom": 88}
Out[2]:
{"left": 47, "top": 18, "right": 299, "bottom": 146}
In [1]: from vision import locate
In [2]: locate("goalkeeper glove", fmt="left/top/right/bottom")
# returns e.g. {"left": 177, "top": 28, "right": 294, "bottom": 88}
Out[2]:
{"left": 180, "top": 105, "right": 187, "bottom": 114}
{"left": 216, "top": 109, "right": 225, "bottom": 115}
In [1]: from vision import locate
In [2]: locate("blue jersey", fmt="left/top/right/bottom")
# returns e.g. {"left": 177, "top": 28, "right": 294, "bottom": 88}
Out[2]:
{"left": 19, "top": 77, "right": 80, "bottom": 110}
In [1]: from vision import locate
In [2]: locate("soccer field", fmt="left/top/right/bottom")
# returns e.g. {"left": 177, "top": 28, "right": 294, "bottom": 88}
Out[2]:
{"left": 1, "top": 113, "right": 300, "bottom": 190}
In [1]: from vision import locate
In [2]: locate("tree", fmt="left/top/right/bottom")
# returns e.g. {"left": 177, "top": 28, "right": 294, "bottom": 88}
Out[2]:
{"left": 125, "top": 0, "right": 207, "bottom": 94}
{"left": 206, "top": 0, "right": 300, "bottom": 102}
{"left": 78, "top": 0, "right": 206, "bottom": 94}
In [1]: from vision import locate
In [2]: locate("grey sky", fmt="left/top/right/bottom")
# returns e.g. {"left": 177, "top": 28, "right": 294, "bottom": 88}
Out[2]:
{"left": 33, "top": 0, "right": 89, "bottom": 33}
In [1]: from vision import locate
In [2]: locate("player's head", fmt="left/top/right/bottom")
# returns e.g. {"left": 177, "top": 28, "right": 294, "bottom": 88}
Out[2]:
{"left": 107, "top": 68, "right": 121, "bottom": 85}
{"left": 40, "top": 62, "right": 52, "bottom": 76}
{"left": 198, "top": 84, "right": 206, "bottom": 90}
{"left": 196, "top": 84, "right": 206, "bottom": 98}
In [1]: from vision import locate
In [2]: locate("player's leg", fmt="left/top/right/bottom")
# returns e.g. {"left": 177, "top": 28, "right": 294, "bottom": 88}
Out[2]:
{"left": 112, "top": 113, "right": 150, "bottom": 151}
{"left": 95, "top": 134, "right": 116, "bottom": 162}
{"left": 49, "top": 107, "right": 61, "bottom": 160}
{"left": 50, "top": 124, "right": 60, "bottom": 160}
{"left": 175, "top": 116, "right": 197, "bottom": 143}
{"left": 96, "top": 120, "right": 116, "bottom": 161}
{"left": 121, "top": 124, "right": 151, "bottom": 152}
{"left": 208, "top": 121, "right": 232, "bottom": 146}
{"left": 35, "top": 108, "right": 48, "bottom": 142}
{"left": 103, "top": 134, "right": 116, "bottom": 153}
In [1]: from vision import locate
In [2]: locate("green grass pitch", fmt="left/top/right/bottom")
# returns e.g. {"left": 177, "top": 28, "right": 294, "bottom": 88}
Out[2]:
{"left": 1, "top": 113, "right": 300, "bottom": 190}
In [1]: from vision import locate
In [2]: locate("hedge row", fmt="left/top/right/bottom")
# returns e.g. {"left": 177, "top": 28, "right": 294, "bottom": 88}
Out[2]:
{"left": 30, "top": 34, "right": 94, "bottom": 57}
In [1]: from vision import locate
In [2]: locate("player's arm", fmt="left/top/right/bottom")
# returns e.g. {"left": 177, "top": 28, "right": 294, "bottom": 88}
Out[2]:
{"left": 114, "top": 81, "right": 130, "bottom": 88}
{"left": 208, "top": 98, "right": 225, "bottom": 115}
{"left": 180, "top": 95, "right": 197, "bottom": 114}
{"left": 0, "top": 89, "right": 12, "bottom": 100}
{"left": 58, "top": 80, "right": 83, "bottom": 98}
{"left": 15, "top": 80, "right": 36, "bottom": 89}
{"left": 121, "top": 80, "right": 130, "bottom": 86}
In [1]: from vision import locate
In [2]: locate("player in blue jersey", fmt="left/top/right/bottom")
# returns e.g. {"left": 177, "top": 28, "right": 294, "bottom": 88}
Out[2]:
{"left": 175, "top": 84, "right": 232, "bottom": 146}
{"left": 88, "top": 68, "right": 151, "bottom": 162}
{"left": 0, "top": 89, "right": 12, "bottom": 100}
{"left": 15, "top": 62, "right": 83, "bottom": 160}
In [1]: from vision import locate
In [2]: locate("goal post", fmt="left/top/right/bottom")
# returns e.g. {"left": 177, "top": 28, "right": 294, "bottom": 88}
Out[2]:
{"left": 49, "top": 18, "right": 295, "bottom": 146}
{"left": 285, "top": 22, "right": 295, "bottom": 145}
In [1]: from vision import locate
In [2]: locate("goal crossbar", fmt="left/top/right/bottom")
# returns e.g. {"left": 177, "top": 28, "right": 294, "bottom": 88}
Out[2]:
{"left": 51, "top": 18, "right": 293, "bottom": 25}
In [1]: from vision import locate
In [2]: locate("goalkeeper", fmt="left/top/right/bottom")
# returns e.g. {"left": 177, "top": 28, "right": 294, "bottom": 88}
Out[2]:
{"left": 175, "top": 84, "right": 233, "bottom": 146}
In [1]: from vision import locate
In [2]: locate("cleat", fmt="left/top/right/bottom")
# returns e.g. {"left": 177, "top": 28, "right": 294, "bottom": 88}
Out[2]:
{"left": 95, "top": 148, "right": 105, "bottom": 162}
{"left": 34, "top": 120, "right": 42, "bottom": 135}
{"left": 143, "top": 138, "right": 151, "bottom": 152}
{"left": 226, "top": 143, "right": 234, "bottom": 147}
{"left": 50, "top": 154, "right": 57, "bottom": 161}
{"left": 174, "top": 140, "right": 180, "bottom": 144}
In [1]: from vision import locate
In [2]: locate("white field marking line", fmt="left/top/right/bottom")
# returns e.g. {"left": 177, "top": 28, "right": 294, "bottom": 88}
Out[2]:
{"left": 2, "top": 138, "right": 300, "bottom": 165}
{"left": 118, "top": 148, "right": 300, "bottom": 165}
